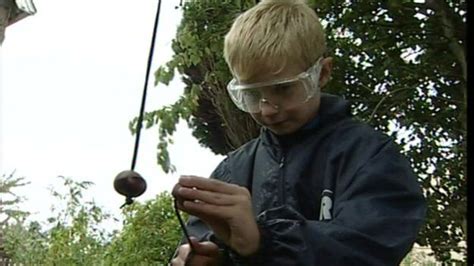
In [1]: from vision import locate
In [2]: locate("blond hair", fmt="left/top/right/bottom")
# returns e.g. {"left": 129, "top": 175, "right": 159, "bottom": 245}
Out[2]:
{"left": 224, "top": 0, "right": 326, "bottom": 81}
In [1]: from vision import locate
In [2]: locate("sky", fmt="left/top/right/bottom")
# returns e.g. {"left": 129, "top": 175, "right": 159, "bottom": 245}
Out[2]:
{"left": 0, "top": 0, "right": 224, "bottom": 227}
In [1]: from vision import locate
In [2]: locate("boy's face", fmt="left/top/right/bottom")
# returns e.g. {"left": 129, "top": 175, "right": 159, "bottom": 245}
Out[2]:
{"left": 236, "top": 58, "right": 333, "bottom": 135}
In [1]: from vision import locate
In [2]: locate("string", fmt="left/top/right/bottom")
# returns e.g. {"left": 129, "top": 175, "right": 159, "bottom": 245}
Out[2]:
{"left": 127, "top": 1, "right": 196, "bottom": 261}
{"left": 131, "top": 0, "right": 162, "bottom": 171}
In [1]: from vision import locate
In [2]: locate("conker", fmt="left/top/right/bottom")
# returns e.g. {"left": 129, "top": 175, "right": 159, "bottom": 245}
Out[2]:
{"left": 114, "top": 170, "right": 147, "bottom": 198}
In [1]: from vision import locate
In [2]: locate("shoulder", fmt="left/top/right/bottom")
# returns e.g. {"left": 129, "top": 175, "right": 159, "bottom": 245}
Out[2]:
{"left": 210, "top": 137, "right": 261, "bottom": 185}
{"left": 227, "top": 137, "right": 261, "bottom": 160}
{"left": 328, "top": 118, "right": 393, "bottom": 149}
{"left": 319, "top": 118, "right": 406, "bottom": 168}
{"left": 317, "top": 94, "right": 391, "bottom": 148}
{"left": 322, "top": 120, "right": 418, "bottom": 193}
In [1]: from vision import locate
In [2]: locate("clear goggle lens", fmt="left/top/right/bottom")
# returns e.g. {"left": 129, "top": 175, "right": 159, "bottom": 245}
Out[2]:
{"left": 238, "top": 80, "right": 309, "bottom": 113}
{"left": 227, "top": 58, "right": 323, "bottom": 113}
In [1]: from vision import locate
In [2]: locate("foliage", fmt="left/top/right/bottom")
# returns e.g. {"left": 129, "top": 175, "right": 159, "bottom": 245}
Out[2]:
{"left": 315, "top": 0, "right": 466, "bottom": 262}
{"left": 2, "top": 176, "right": 183, "bottom": 265}
{"left": 0, "top": 172, "right": 30, "bottom": 262}
{"left": 130, "top": 1, "right": 260, "bottom": 173}
{"left": 3, "top": 221, "right": 48, "bottom": 264}
{"left": 43, "top": 177, "right": 111, "bottom": 265}
{"left": 140, "top": 0, "right": 466, "bottom": 263}
{"left": 103, "top": 192, "right": 184, "bottom": 265}
{"left": 0, "top": 172, "right": 30, "bottom": 226}
{"left": 3, "top": 176, "right": 111, "bottom": 265}
{"left": 401, "top": 247, "right": 439, "bottom": 266}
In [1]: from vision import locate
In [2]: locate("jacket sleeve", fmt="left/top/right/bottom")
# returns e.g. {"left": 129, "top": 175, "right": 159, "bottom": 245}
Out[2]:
{"left": 234, "top": 139, "right": 427, "bottom": 266}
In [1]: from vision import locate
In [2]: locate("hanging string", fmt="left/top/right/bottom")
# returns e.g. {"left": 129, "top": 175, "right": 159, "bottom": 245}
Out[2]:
{"left": 174, "top": 199, "right": 196, "bottom": 250}
{"left": 131, "top": 0, "right": 162, "bottom": 171}
{"left": 127, "top": 1, "right": 196, "bottom": 261}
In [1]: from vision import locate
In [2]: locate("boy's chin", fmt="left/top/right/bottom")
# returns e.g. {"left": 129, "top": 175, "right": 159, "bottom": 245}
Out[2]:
{"left": 266, "top": 122, "right": 299, "bottom": 135}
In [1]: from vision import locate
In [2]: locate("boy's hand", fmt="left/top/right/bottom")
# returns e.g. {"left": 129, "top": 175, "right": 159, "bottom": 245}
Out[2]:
{"left": 172, "top": 175, "right": 260, "bottom": 256}
{"left": 171, "top": 237, "right": 220, "bottom": 266}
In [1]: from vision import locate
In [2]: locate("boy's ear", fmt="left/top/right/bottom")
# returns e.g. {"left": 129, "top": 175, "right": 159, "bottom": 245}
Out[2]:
{"left": 319, "top": 57, "right": 333, "bottom": 89}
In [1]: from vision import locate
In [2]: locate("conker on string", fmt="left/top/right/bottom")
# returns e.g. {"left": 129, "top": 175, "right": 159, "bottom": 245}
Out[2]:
{"left": 114, "top": 170, "right": 147, "bottom": 198}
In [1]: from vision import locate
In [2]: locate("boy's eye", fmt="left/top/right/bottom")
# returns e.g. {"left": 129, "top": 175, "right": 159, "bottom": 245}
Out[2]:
{"left": 242, "top": 90, "right": 261, "bottom": 100}
{"left": 273, "top": 84, "right": 292, "bottom": 94}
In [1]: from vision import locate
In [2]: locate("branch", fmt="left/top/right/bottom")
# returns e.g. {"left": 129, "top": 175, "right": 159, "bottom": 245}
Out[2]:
{"left": 427, "top": 0, "right": 466, "bottom": 134}
{"left": 426, "top": 0, "right": 466, "bottom": 82}
{"left": 368, "top": 87, "right": 412, "bottom": 123}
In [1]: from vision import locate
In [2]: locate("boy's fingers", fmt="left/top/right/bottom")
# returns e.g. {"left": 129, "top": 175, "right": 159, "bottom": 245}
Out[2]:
{"left": 178, "top": 187, "right": 235, "bottom": 206}
{"left": 179, "top": 175, "right": 238, "bottom": 194}
{"left": 189, "top": 238, "right": 220, "bottom": 257}
{"left": 180, "top": 238, "right": 219, "bottom": 266}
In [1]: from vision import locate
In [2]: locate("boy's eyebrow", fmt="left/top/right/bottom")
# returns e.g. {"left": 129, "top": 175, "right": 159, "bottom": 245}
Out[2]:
{"left": 273, "top": 83, "right": 291, "bottom": 88}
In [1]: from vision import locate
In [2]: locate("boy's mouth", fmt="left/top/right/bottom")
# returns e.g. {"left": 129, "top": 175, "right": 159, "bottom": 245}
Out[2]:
{"left": 268, "top": 120, "right": 287, "bottom": 127}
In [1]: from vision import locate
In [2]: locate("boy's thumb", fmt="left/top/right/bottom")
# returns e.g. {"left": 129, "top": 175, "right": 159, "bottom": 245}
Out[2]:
{"left": 189, "top": 237, "right": 219, "bottom": 257}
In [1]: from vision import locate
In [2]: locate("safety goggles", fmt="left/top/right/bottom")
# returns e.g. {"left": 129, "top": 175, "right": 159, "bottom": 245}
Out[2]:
{"left": 227, "top": 58, "right": 323, "bottom": 113}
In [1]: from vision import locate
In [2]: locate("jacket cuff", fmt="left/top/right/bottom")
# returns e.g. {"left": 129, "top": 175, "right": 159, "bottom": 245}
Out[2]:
{"left": 223, "top": 214, "right": 272, "bottom": 265}
{"left": 244, "top": 216, "right": 273, "bottom": 264}
{"left": 229, "top": 205, "right": 307, "bottom": 265}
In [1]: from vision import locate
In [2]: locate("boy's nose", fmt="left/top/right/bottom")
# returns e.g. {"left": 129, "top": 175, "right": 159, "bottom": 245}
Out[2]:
{"left": 259, "top": 99, "right": 280, "bottom": 116}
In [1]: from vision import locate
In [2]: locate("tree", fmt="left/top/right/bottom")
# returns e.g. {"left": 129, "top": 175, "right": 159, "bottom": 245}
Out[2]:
{"left": 103, "top": 192, "right": 184, "bottom": 265}
{"left": 3, "top": 176, "right": 183, "bottom": 265}
{"left": 130, "top": 1, "right": 260, "bottom": 173}
{"left": 3, "top": 176, "right": 111, "bottom": 265}
{"left": 0, "top": 172, "right": 29, "bottom": 226}
{"left": 0, "top": 172, "right": 30, "bottom": 263}
{"left": 315, "top": 1, "right": 466, "bottom": 262}
{"left": 136, "top": 0, "right": 466, "bottom": 263}
{"left": 2, "top": 221, "right": 48, "bottom": 265}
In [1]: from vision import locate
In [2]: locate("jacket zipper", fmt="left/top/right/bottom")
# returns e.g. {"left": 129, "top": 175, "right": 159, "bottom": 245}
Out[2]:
{"left": 279, "top": 155, "right": 285, "bottom": 205}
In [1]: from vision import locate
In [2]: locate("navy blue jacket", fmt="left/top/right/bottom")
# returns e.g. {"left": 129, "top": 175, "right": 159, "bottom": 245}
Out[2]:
{"left": 182, "top": 93, "right": 426, "bottom": 265}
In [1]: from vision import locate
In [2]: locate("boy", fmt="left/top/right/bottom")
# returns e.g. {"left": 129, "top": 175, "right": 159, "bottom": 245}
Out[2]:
{"left": 172, "top": 0, "right": 426, "bottom": 265}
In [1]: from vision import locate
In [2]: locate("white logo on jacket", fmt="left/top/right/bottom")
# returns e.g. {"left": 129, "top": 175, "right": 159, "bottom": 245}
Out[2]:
{"left": 319, "top": 189, "right": 333, "bottom": 221}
